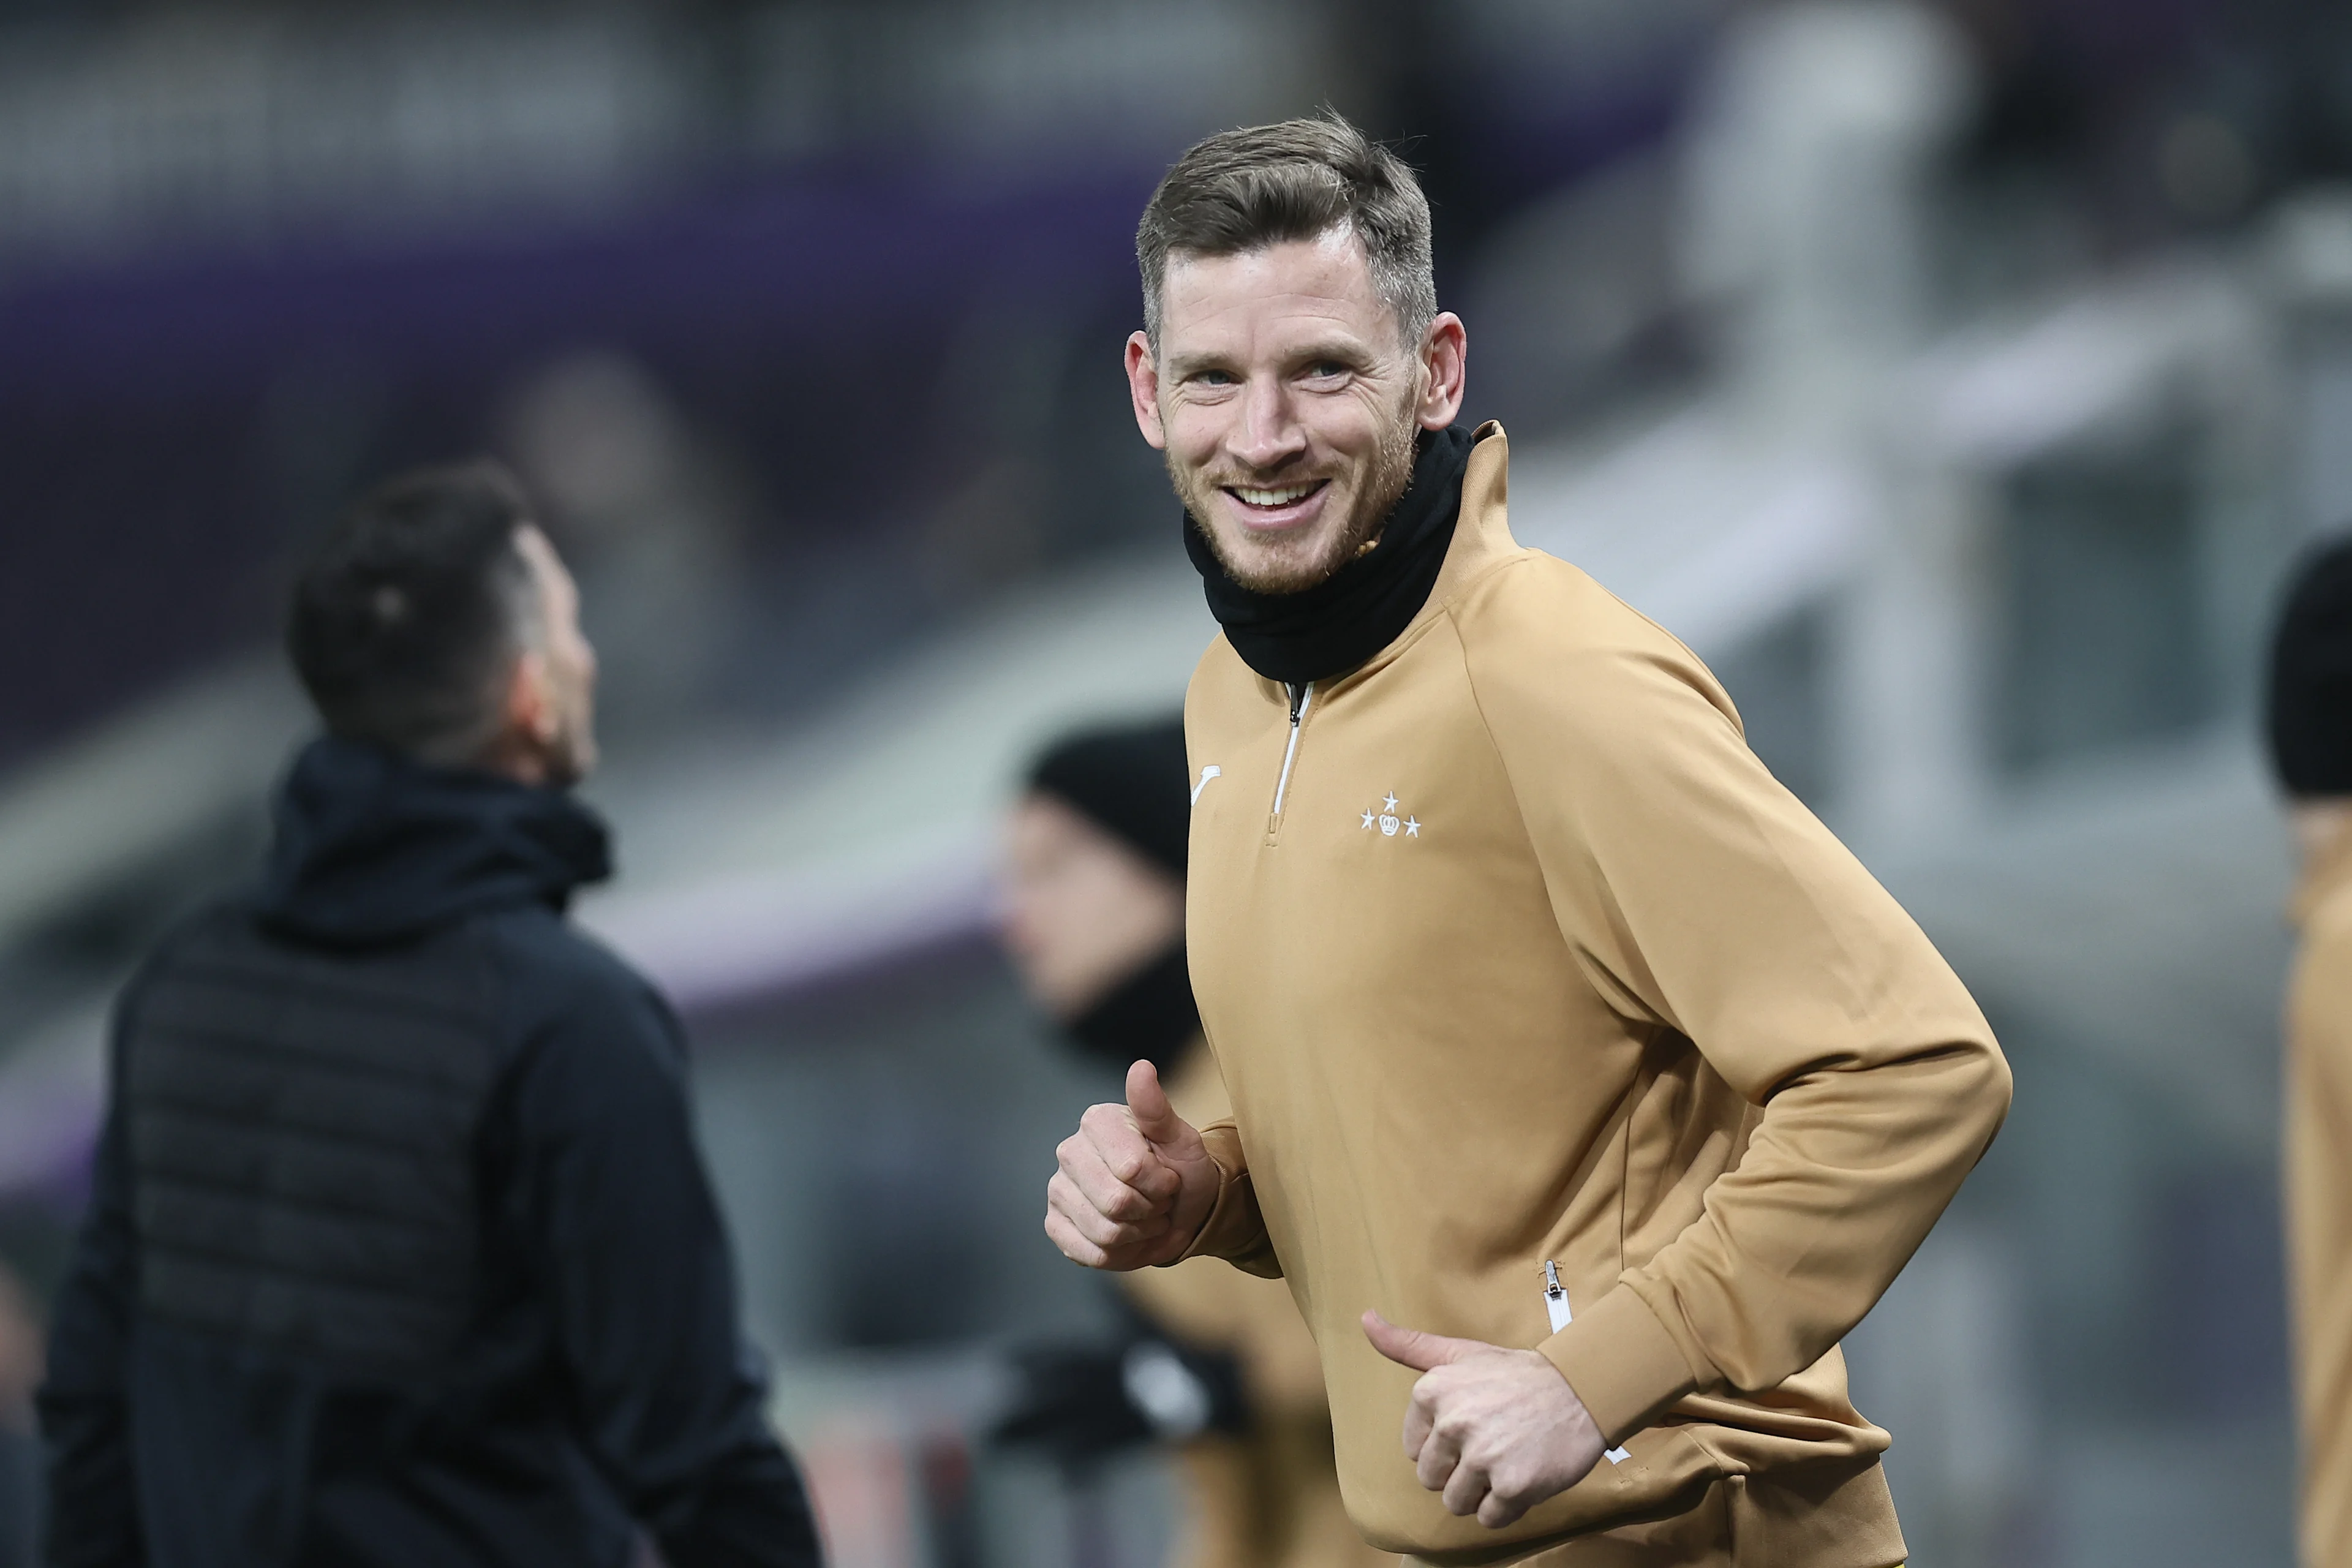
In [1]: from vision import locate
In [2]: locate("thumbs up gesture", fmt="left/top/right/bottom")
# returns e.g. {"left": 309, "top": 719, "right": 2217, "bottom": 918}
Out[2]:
{"left": 1362, "top": 1310, "right": 1607, "bottom": 1529}
{"left": 1044, "top": 1060, "right": 1222, "bottom": 1270}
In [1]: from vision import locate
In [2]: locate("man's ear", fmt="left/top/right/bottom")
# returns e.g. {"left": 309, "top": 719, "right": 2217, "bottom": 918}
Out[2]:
{"left": 1126, "top": 331, "right": 1167, "bottom": 451}
{"left": 1415, "top": 312, "right": 1468, "bottom": 431}
{"left": 504, "top": 649, "right": 557, "bottom": 748}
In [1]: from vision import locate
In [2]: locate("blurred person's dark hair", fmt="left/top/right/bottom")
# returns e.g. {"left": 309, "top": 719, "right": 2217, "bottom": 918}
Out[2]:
{"left": 1025, "top": 716, "right": 1191, "bottom": 881}
{"left": 1137, "top": 111, "right": 1434, "bottom": 353}
{"left": 2269, "top": 535, "right": 2352, "bottom": 797}
{"left": 287, "top": 462, "right": 541, "bottom": 767}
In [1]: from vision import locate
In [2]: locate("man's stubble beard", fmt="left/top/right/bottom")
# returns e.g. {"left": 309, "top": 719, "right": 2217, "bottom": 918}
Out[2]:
{"left": 1173, "top": 396, "right": 1420, "bottom": 596}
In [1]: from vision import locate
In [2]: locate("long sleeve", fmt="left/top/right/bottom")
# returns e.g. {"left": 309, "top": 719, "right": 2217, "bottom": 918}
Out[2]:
{"left": 1180, "top": 1121, "right": 1282, "bottom": 1280}
{"left": 512, "top": 978, "right": 821, "bottom": 1567}
{"left": 1463, "top": 627, "right": 2012, "bottom": 1444}
{"left": 2288, "top": 886, "right": 2352, "bottom": 1568}
{"left": 37, "top": 1031, "right": 146, "bottom": 1568}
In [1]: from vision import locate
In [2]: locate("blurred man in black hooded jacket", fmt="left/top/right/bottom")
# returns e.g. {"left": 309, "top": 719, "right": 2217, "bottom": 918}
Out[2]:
{"left": 37, "top": 462, "right": 821, "bottom": 1568}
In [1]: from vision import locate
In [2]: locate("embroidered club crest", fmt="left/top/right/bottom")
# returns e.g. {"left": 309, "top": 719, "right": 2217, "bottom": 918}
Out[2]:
{"left": 1358, "top": 792, "right": 1421, "bottom": 839}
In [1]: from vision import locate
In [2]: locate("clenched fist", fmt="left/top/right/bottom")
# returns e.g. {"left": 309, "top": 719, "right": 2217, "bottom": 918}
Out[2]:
{"left": 1363, "top": 1310, "right": 1608, "bottom": 1529}
{"left": 1044, "top": 1059, "right": 1223, "bottom": 1270}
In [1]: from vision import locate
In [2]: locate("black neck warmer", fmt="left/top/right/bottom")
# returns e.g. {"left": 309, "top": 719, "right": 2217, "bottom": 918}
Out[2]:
{"left": 1185, "top": 423, "right": 1478, "bottom": 687}
{"left": 1063, "top": 941, "right": 1199, "bottom": 1076}
{"left": 2269, "top": 535, "right": 2352, "bottom": 795}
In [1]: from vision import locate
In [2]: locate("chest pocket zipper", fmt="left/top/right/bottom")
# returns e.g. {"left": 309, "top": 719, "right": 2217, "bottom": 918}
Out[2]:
{"left": 1545, "top": 1262, "right": 1632, "bottom": 1466}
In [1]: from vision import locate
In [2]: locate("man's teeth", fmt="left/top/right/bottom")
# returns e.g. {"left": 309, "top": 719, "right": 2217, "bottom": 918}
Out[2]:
{"left": 1234, "top": 483, "right": 1319, "bottom": 507}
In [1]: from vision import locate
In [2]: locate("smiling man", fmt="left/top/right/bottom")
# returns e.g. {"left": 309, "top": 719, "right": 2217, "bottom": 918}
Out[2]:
{"left": 1043, "top": 115, "right": 2013, "bottom": 1566}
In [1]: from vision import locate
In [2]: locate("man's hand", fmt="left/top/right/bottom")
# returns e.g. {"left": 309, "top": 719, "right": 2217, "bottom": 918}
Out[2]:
{"left": 1363, "top": 1310, "right": 1607, "bottom": 1529}
{"left": 1044, "top": 1060, "right": 1221, "bottom": 1270}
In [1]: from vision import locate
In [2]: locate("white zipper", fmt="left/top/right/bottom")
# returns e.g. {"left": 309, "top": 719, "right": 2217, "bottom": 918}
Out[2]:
{"left": 1272, "top": 682, "right": 1314, "bottom": 818}
{"left": 1543, "top": 1261, "right": 1574, "bottom": 1333}
{"left": 1544, "top": 1261, "right": 1632, "bottom": 1466}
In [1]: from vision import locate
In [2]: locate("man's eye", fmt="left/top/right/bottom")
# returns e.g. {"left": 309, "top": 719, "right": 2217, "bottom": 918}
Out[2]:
{"left": 1308, "top": 361, "right": 1349, "bottom": 379}
{"left": 1193, "top": 369, "right": 1236, "bottom": 386}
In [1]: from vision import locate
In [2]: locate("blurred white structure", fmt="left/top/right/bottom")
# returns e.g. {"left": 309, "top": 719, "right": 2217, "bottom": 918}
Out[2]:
{"left": 1679, "top": 0, "right": 1972, "bottom": 428}
{"left": 582, "top": 555, "right": 1216, "bottom": 1012}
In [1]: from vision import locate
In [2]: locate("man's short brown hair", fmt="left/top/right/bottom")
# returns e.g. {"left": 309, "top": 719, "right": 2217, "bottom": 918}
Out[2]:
{"left": 1137, "top": 113, "right": 1435, "bottom": 353}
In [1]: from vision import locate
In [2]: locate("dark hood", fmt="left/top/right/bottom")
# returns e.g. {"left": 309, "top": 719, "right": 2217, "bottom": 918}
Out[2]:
{"left": 254, "top": 735, "right": 611, "bottom": 948}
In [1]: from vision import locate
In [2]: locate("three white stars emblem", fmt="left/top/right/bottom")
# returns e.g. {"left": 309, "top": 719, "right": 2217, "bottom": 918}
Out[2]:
{"left": 1361, "top": 792, "right": 1422, "bottom": 839}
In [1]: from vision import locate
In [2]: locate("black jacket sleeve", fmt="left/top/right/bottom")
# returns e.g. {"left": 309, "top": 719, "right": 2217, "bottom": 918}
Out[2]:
{"left": 511, "top": 960, "right": 821, "bottom": 1568}
{"left": 37, "top": 1020, "right": 146, "bottom": 1568}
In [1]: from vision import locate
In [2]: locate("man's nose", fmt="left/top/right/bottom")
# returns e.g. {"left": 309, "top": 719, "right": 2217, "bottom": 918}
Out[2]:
{"left": 1228, "top": 375, "right": 1306, "bottom": 472}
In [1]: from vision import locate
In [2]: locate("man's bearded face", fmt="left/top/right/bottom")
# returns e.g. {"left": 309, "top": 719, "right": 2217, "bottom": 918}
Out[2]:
{"left": 1137, "top": 230, "right": 1427, "bottom": 595}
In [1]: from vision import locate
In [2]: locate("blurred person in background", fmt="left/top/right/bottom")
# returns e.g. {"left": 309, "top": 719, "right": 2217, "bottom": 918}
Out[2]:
{"left": 2268, "top": 538, "right": 2352, "bottom": 1568}
{"left": 36, "top": 464, "right": 821, "bottom": 1568}
{"left": 1046, "top": 115, "right": 2011, "bottom": 1566}
{"left": 995, "top": 717, "right": 1385, "bottom": 1568}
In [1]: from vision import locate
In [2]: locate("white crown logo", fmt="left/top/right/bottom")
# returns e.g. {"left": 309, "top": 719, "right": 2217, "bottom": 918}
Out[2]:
{"left": 1359, "top": 792, "right": 1420, "bottom": 839}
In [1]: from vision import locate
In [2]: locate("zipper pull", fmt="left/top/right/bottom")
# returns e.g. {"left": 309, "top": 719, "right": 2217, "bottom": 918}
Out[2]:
{"left": 1543, "top": 1261, "right": 1572, "bottom": 1332}
{"left": 1270, "top": 681, "right": 1315, "bottom": 823}
{"left": 1542, "top": 1261, "right": 1631, "bottom": 1465}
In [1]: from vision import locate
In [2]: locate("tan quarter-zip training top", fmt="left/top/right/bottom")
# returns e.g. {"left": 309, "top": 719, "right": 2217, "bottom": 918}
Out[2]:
{"left": 1178, "top": 423, "right": 2011, "bottom": 1566}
